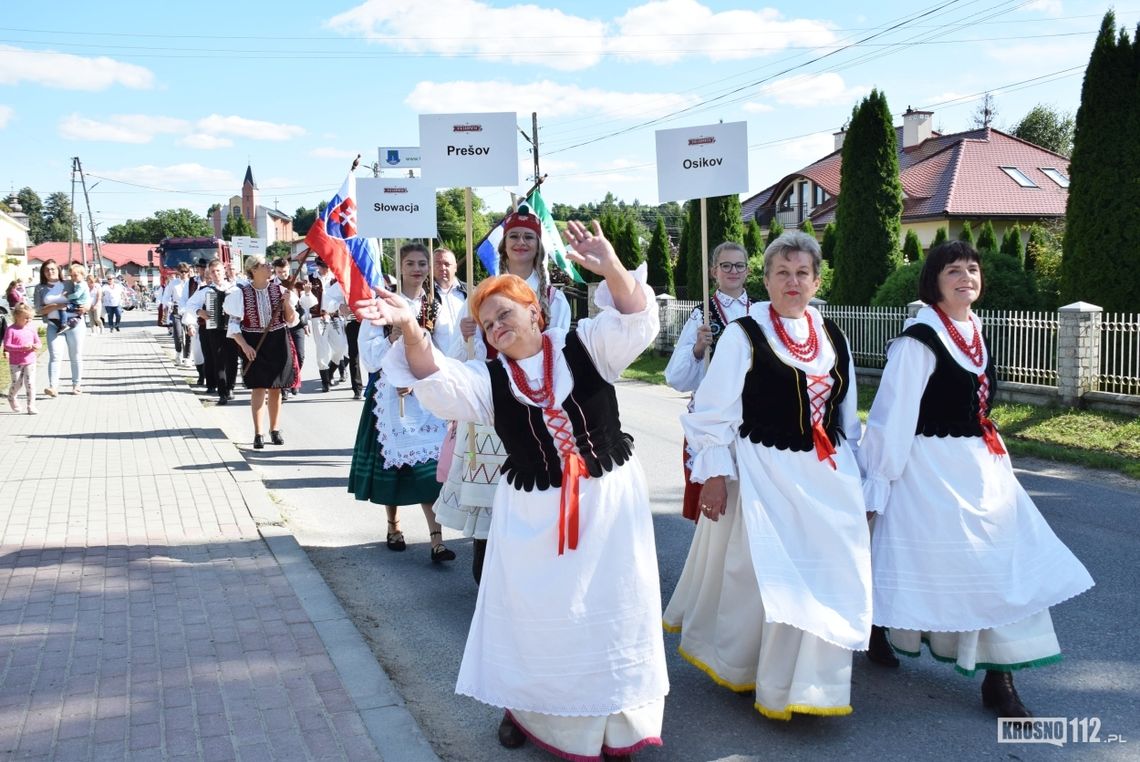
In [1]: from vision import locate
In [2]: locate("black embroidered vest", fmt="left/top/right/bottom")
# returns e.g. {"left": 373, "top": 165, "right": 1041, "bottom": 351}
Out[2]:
{"left": 901, "top": 323, "right": 997, "bottom": 438}
{"left": 697, "top": 294, "right": 748, "bottom": 358}
{"left": 736, "top": 315, "right": 851, "bottom": 451}
{"left": 488, "top": 332, "right": 634, "bottom": 492}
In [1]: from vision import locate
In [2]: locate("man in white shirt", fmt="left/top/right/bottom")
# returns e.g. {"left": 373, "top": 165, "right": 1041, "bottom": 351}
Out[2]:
{"left": 183, "top": 259, "right": 237, "bottom": 404}
{"left": 160, "top": 264, "right": 192, "bottom": 365}
{"left": 432, "top": 247, "right": 466, "bottom": 359}
{"left": 312, "top": 259, "right": 346, "bottom": 393}
{"left": 102, "top": 279, "right": 126, "bottom": 332}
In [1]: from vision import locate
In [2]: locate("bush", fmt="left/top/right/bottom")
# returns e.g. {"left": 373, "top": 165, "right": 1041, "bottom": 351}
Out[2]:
{"left": 1032, "top": 244, "right": 1064, "bottom": 311}
{"left": 871, "top": 262, "right": 922, "bottom": 306}
{"left": 976, "top": 251, "right": 1039, "bottom": 310}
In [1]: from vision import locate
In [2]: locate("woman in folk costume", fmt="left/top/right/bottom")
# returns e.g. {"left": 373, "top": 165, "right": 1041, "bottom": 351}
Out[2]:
{"left": 664, "top": 240, "right": 754, "bottom": 522}
{"left": 437, "top": 203, "right": 572, "bottom": 583}
{"left": 858, "top": 241, "right": 1093, "bottom": 717}
{"left": 349, "top": 242, "right": 455, "bottom": 563}
{"left": 364, "top": 220, "right": 667, "bottom": 762}
{"left": 664, "top": 231, "right": 872, "bottom": 719}
{"left": 224, "top": 255, "right": 300, "bottom": 450}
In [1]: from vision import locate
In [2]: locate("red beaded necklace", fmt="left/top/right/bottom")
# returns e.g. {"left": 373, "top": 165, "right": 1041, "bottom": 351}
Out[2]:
{"left": 505, "top": 334, "right": 555, "bottom": 406}
{"left": 769, "top": 305, "right": 819, "bottom": 362}
{"left": 932, "top": 304, "right": 984, "bottom": 367}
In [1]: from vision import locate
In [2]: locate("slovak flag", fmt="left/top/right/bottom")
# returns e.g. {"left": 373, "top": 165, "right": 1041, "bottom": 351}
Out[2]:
{"left": 305, "top": 172, "right": 383, "bottom": 310}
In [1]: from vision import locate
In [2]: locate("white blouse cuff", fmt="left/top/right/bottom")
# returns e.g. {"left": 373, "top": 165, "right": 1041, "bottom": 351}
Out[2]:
{"left": 689, "top": 444, "right": 737, "bottom": 483}
{"left": 862, "top": 475, "right": 891, "bottom": 514}
{"left": 592, "top": 262, "right": 654, "bottom": 315}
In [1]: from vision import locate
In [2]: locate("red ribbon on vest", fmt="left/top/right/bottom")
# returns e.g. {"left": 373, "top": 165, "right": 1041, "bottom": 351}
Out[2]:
{"left": 812, "top": 421, "right": 837, "bottom": 469}
{"left": 979, "top": 417, "right": 1006, "bottom": 456}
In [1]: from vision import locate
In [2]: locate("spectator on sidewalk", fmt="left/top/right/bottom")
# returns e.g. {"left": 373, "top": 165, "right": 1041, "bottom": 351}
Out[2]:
{"left": 6, "top": 278, "right": 27, "bottom": 307}
{"left": 86, "top": 274, "right": 105, "bottom": 334}
{"left": 4, "top": 303, "right": 41, "bottom": 414}
{"left": 102, "top": 278, "right": 126, "bottom": 332}
{"left": 33, "top": 260, "right": 87, "bottom": 397}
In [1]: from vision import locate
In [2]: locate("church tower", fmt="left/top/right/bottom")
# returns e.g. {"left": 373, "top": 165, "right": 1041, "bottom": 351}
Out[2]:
{"left": 241, "top": 165, "right": 257, "bottom": 221}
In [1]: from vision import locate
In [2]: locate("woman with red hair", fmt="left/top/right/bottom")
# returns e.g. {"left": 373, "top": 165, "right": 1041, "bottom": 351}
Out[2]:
{"left": 360, "top": 220, "right": 667, "bottom": 762}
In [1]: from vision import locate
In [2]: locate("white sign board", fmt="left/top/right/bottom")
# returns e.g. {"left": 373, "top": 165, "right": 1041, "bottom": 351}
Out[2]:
{"left": 246, "top": 238, "right": 264, "bottom": 254}
{"left": 231, "top": 236, "right": 251, "bottom": 250}
{"left": 378, "top": 146, "right": 422, "bottom": 169}
{"left": 655, "top": 121, "right": 749, "bottom": 202}
{"left": 419, "top": 112, "right": 519, "bottom": 187}
{"left": 357, "top": 177, "right": 438, "bottom": 238}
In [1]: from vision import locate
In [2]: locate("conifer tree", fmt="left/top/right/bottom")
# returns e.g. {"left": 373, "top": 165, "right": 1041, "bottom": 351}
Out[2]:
{"left": 1061, "top": 10, "right": 1140, "bottom": 310}
{"left": 685, "top": 200, "right": 705, "bottom": 300}
{"left": 958, "top": 220, "right": 975, "bottom": 245}
{"left": 645, "top": 215, "right": 674, "bottom": 295}
{"left": 1000, "top": 224, "right": 1024, "bottom": 263}
{"left": 766, "top": 217, "right": 784, "bottom": 247}
{"left": 744, "top": 219, "right": 764, "bottom": 258}
{"left": 932, "top": 226, "right": 949, "bottom": 248}
{"left": 902, "top": 229, "right": 923, "bottom": 263}
{"left": 976, "top": 220, "right": 999, "bottom": 253}
{"left": 820, "top": 222, "right": 838, "bottom": 263}
{"left": 800, "top": 219, "right": 816, "bottom": 239}
{"left": 831, "top": 88, "right": 903, "bottom": 304}
{"left": 615, "top": 217, "right": 643, "bottom": 271}
{"left": 708, "top": 194, "right": 744, "bottom": 248}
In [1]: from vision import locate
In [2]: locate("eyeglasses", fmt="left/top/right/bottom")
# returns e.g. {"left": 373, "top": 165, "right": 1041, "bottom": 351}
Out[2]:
{"left": 717, "top": 262, "right": 748, "bottom": 273}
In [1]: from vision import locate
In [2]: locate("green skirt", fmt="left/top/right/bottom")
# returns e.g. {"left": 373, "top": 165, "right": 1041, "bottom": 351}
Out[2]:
{"left": 348, "top": 374, "right": 442, "bottom": 506}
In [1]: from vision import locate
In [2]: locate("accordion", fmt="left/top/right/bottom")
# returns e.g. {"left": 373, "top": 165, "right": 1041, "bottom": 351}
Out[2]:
{"left": 203, "top": 288, "right": 226, "bottom": 330}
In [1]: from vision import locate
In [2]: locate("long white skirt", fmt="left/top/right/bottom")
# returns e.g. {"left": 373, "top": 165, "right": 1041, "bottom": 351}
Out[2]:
{"left": 664, "top": 478, "right": 855, "bottom": 719}
{"left": 887, "top": 610, "right": 1061, "bottom": 676}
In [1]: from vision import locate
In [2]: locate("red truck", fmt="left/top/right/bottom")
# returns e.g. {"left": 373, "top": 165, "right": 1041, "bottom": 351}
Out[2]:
{"left": 154, "top": 236, "right": 232, "bottom": 325}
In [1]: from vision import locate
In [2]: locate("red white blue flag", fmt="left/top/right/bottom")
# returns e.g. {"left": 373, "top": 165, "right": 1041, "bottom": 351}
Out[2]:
{"left": 305, "top": 172, "right": 383, "bottom": 310}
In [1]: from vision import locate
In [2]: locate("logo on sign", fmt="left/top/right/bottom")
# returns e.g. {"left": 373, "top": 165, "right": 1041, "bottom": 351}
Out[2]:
{"left": 386, "top": 150, "right": 401, "bottom": 165}
{"left": 384, "top": 187, "right": 408, "bottom": 193}
{"left": 688, "top": 136, "right": 716, "bottom": 145}
{"left": 453, "top": 124, "right": 483, "bottom": 132}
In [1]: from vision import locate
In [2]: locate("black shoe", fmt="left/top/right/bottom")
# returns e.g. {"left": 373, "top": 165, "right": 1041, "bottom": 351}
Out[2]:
{"left": 498, "top": 713, "right": 526, "bottom": 749}
{"left": 270, "top": 430, "right": 284, "bottom": 445}
{"left": 352, "top": 390, "right": 362, "bottom": 400}
{"left": 217, "top": 395, "right": 228, "bottom": 406}
{"left": 431, "top": 545, "right": 456, "bottom": 564}
{"left": 982, "top": 670, "right": 1032, "bottom": 718}
{"left": 226, "top": 390, "right": 236, "bottom": 401}
{"left": 253, "top": 435, "right": 264, "bottom": 450}
{"left": 472, "top": 539, "right": 487, "bottom": 585}
{"left": 867, "top": 625, "right": 900, "bottom": 668}
{"left": 206, "top": 386, "right": 217, "bottom": 394}
{"left": 321, "top": 383, "right": 330, "bottom": 393}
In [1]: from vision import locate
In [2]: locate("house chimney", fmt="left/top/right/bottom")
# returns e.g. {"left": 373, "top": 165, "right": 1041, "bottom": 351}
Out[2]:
{"left": 903, "top": 106, "right": 933, "bottom": 148}
{"left": 833, "top": 129, "right": 846, "bottom": 152}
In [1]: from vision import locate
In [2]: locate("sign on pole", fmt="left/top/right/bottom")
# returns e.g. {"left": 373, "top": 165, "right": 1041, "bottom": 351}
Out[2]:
{"left": 654, "top": 121, "right": 749, "bottom": 202}
{"left": 377, "top": 146, "right": 422, "bottom": 170}
{"left": 357, "top": 177, "right": 438, "bottom": 238}
{"left": 419, "top": 112, "right": 519, "bottom": 187}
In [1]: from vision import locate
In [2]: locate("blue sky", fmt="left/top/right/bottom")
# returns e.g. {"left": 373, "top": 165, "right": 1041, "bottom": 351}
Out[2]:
{"left": 0, "top": 0, "right": 1128, "bottom": 231}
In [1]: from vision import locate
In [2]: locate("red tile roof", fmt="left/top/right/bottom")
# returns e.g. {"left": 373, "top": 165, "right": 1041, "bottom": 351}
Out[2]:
{"left": 744, "top": 126, "right": 1069, "bottom": 225}
{"left": 28, "top": 242, "right": 155, "bottom": 268}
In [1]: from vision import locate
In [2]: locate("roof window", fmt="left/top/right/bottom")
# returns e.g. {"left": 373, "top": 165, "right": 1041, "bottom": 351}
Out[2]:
{"left": 1040, "top": 167, "right": 1070, "bottom": 188}
{"left": 1000, "top": 167, "right": 1038, "bottom": 188}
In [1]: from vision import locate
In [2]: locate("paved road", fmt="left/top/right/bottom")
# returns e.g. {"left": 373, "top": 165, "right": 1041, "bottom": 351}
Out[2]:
{"left": 199, "top": 331, "right": 1140, "bottom": 761}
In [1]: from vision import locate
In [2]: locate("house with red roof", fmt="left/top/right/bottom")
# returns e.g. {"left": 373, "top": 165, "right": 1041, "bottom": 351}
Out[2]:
{"left": 743, "top": 108, "right": 1070, "bottom": 249}
{"left": 27, "top": 241, "right": 159, "bottom": 288}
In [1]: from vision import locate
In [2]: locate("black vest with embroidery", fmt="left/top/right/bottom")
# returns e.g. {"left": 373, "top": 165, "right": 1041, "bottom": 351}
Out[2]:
{"left": 736, "top": 315, "right": 851, "bottom": 451}
{"left": 487, "top": 332, "right": 634, "bottom": 492}
{"left": 901, "top": 323, "right": 997, "bottom": 438}
{"left": 697, "top": 294, "right": 743, "bottom": 358}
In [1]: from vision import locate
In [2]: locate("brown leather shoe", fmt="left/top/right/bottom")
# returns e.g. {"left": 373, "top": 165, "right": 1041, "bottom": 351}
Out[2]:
{"left": 498, "top": 712, "right": 526, "bottom": 749}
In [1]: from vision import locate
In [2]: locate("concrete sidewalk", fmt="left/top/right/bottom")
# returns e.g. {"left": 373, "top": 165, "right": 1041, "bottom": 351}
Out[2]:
{"left": 0, "top": 311, "right": 439, "bottom": 761}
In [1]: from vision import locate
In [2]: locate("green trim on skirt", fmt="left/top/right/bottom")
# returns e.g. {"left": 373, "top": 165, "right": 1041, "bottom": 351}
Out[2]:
{"left": 348, "top": 374, "right": 442, "bottom": 506}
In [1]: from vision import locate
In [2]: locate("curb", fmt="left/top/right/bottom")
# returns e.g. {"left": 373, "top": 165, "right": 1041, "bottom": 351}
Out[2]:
{"left": 151, "top": 327, "right": 441, "bottom": 762}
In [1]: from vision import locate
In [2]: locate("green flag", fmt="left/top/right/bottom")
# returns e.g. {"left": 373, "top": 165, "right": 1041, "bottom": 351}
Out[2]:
{"left": 527, "top": 188, "right": 584, "bottom": 284}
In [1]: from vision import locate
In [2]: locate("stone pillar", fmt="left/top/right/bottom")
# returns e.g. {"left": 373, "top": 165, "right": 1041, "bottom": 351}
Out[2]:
{"left": 1057, "top": 301, "right": 1103, "bottom": 406}
{"left": 656, "top": 293, "right": 675, "bottom": 353}
{"left": 587, "top": 283, "right": 600, "bottom": 318}
{"left": 907, "top": 300, "right": 924, "bottom": 319}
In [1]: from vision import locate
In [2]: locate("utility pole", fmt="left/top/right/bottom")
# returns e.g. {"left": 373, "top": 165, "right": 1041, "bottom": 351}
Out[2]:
{"left": 531, "top": 112, "right": 540, "bottom": 185}
{"left": 68, "top": 161, "right": 77, "bottom": 264}
{"left": 73, "top": 157, "right": 107, "bottom": 280}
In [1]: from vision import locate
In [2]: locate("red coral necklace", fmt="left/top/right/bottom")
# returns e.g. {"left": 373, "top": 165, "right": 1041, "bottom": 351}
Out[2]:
{"left": 505, "top": 334, "right": 555, "bottom": 406}
{"left": 932, "top": 304, "right": 984, "bottom": 367}
{"left": 769, "top": 305, "right": 819, "bottom": 362}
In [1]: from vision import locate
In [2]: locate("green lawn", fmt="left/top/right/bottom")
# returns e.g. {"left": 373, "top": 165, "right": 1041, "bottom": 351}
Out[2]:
{"left": 625, "top": 351, "right": 1140, "bottom": 480}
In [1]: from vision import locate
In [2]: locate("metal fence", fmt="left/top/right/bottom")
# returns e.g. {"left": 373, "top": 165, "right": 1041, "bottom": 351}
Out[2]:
{"left": 1099, "top": 312, "right": 1140, "bottom": 396}
{"left": 652, "top": 300, "right": 1140, "bottom": 400}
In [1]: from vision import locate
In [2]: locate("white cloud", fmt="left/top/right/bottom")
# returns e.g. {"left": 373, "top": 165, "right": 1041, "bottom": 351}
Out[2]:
{"left": 0, "top": 45, "right": 154, "bottom": 90}
{"left": 196, "top": 114, "right": 305, "bottom": 141}
{"left": 1025, "top": 0, "right": 1062, "bottom": 15}
{"left": 96, "top": 164, "right": 239, "bottom": 190}
{"left": 750, "top": 73, "right": 869, "bottom": 108}
{"left": 742, "top": 102, "right": 774, "bottom": 113}
{"left": 179, "top": 133, "right": 234, "bottom": 150}
{"left": 59, "top": 113, "right": 188, "bottom": 143}
{"left": 329, "top": 0, "right": 836, "bottom": 70}
{"left": 405, "top": 80, "right": 698, "bottom": 119}
{"left": 310, "top": 147, "right": 360, "bottom": 159}
{"left": 329, "top": 0, "right": 606, "bottom": 71}
{"left": 0, "top": 106, "right": 12, "bottom": 128}
{"left": 611, "top": 0, "right": 837, "bottom": 64}
{"left": 776, "top": 133, "right": 836, "bottom": 162}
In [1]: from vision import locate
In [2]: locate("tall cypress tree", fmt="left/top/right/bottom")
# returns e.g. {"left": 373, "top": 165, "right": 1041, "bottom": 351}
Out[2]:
{"left": 615, "top": 217, "right": 643, "bottom": 270}
{"left": 1000, "top": 224, "right": 1024, "bottom": 263}
{"left": 932, "top": 226, "right": 949, "bottom": 248}
{"left": 646, "top": 215, "right": 674, "bottom": 296}
{"left": 1062, "top": 11, "right": 1140, "bottom": 310}
{"left": 820, "top": 222, "right": 838, "bottom": 263}
{"left": 958, "top": 220, "right": 975, "bottom": 245}
{"left": 831, "top": 89, "right": 903, "bottom": 304}
{"left": 766, "top": 217, "right": 785, "bottom": 247}
{"left": 902, "top": 229, "right": 923, "bottom": 263}
{"left": 685, "top": 200, "right": 705, "bottom": 300}
{"left": 708, "top": 194, "right": 744, "bottom": 248}
{"left": 677, "top": 211, "right": 690, "bottom": 298}
{"left": 976, "top": 220, "right": 998, "bottom": 253}
{"left": 744, "top": 219, "right": 764, "bottom": 258}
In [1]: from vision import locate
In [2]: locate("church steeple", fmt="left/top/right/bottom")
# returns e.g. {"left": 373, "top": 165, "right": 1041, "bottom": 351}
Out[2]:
{"left": 241, "top": 164, "right": 258, "bottom": 222}
{"left": 243, "top": 164, "right": 257, "bottom": 190}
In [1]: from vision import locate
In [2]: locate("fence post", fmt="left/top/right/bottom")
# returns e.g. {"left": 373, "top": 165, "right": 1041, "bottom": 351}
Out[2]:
{"left": 656, "top": 294, "right": 674, "bottom": 353}
{"left": 587, "top": 283, "right": 599, "bottom": 318}
{"left": 1057, "top": 301, "right": 1102, "bottom": 407}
